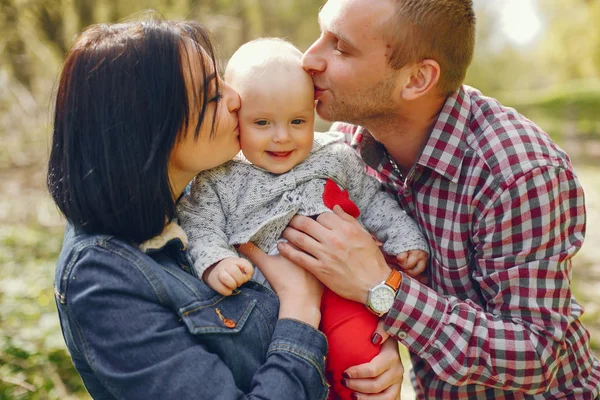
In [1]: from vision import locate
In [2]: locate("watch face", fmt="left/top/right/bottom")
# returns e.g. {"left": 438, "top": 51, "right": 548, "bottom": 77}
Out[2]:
{"left": 370, "top": 286, "right": 395, "bottom": 314}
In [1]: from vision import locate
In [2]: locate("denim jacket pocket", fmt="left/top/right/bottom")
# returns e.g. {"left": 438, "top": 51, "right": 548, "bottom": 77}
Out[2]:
{"left": 179, "top": 295, "right": 257, "bottom": 335}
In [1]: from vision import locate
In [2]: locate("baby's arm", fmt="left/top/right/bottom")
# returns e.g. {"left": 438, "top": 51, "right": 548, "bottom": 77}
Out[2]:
{"left": 336, "top": 145, "right": 429, "bottom": 259}
{"left": 177, "top": 172, "right": 240, "bottom": 279}
{"left": 204, "top": 257, "right": 254, "bottom": 296}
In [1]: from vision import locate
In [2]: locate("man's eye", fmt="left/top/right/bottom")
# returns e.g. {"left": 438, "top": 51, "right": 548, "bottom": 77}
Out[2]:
{"left": 210, "top": 92, "right": 222, "bottom": 103}
{"left": 256, "top": 120, "right": 269, "bottom": 126}
{"left": 291, "top": 119, "right": 304, "bottom": 125}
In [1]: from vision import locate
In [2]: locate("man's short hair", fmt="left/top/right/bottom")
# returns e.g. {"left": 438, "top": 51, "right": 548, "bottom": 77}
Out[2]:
{"left": 384, "top": 0, "right": 476, "bottom": 95}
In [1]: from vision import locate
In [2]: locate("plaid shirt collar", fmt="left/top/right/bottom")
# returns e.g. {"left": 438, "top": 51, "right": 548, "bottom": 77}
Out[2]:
{"left": 353, "top": 85, "right": 471, "bottom": 184}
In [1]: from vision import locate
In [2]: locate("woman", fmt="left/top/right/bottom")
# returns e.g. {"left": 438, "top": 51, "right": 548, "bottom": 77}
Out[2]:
{"left": 48, "top": 19, "right": 402, "bottom": 399}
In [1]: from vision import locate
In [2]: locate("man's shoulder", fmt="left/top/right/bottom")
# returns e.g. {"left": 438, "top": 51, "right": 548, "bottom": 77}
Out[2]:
{"left": 312, "top": 131, "right": 359, "bottom": 160}
{"left": 464, "top": 86, "right": 546, "bottom": 142}
{"left": 329, "top": 121, "right": 360, "bottom": 134}
{"left": 463, "top": 86, "right": 572, "bottom": 174}
{"left": 313, "top": 131, "right": 345, "bottom": 148}
{"left": 300, "top": 132, "right": 365, "bottom": 180}
{"left": 328, "top": 122, "right": 361, "bottom": 146}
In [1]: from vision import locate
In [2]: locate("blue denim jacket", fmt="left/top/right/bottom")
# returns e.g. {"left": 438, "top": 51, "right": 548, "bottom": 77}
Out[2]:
{"left": 54, "top": 223, "right": 329, "bottom": 399}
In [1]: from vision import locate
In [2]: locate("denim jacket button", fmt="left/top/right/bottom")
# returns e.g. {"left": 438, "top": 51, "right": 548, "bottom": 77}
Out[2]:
{"left": 222, "top": 319, "right": 236, "bottom": 328}
{"left": 215, "top": 307, "right": 237, "bottom": 328}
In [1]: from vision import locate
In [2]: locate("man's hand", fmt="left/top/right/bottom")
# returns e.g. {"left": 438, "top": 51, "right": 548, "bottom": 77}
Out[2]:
{"left": 343, "top": 338, "right": 404, "bottom": 399}
{"left": 278, "top": 205, "right": 391, "bottom": 304}
{"left": 203, "top": 257, "right": 254, "bottom": 296}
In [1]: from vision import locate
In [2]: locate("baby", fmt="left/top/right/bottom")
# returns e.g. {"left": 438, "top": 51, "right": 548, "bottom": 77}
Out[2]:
{"left": 178, "top": 38, "right": 428, "bottom": 399}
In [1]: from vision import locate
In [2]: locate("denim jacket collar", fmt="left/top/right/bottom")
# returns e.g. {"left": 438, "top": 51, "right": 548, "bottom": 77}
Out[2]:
{"left": 139, "top": 221, "right": 188, "bottom": 254}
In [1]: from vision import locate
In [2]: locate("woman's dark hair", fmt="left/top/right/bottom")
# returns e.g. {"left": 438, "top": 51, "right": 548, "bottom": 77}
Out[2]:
{"left": 47, "top": 19, "right": 220, "bottom": 243}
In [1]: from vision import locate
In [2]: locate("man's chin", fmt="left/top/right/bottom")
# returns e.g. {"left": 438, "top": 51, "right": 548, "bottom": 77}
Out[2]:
{"left": 315, "top": 102, "right": 336, "bottom": 122}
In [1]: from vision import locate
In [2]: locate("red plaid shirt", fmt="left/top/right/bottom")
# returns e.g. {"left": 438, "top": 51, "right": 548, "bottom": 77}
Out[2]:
{"left": 333, "top": 86, "right": 600, "bottom": 399}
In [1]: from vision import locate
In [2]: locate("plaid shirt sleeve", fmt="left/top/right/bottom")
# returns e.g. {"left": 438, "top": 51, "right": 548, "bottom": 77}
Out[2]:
{"left": 383, "top": 164, "right": 587, "bottom": 394}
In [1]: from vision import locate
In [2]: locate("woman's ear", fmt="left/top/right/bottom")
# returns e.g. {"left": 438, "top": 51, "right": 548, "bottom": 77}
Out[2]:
{"left": 401, "top": 59, "right": 440, "bottom": 101}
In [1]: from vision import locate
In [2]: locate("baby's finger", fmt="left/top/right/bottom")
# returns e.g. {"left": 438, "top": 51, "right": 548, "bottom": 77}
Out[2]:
{"left": 238, "top": 259, "right": 255, "bottom": 279}
{"left": 395, "top": 252, "right": 408, "bottom": 268}
{"left": 210, "top": 279, "right": 233, "bottom": 296}
{"left": 230, "top": 266, "right": 251, "bottom": 287}
{"left": 403, "top": 257, "right": 426, "bottom": 276}
{"left": 405, "top": 250, "right": 423, "bottom": 269}
{"left": 403, "top": 266, "right": 421, "bottom": 277}
{"left": 219, "top": 270, "right": 239, "bottom": 291}
{"left": 414, "top": 258, "right": 427, "bottom": 275}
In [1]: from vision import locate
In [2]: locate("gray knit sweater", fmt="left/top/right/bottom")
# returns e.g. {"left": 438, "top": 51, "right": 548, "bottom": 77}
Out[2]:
{"left": 178, "top": 132, "right": 428, "bottom": 278}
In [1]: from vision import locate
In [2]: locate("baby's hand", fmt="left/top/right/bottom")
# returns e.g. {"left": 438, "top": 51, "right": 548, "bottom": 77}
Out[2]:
{"left": 203, "top": 257, "right": 254, "bottom": 296}
{"left": 396, "top": 250, "right": 428, "bottom": 278}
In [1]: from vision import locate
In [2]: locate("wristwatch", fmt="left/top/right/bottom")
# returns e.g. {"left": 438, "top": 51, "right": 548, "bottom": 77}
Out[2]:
{"left": 366, "top": 269, "right": 402, "bottom": 316}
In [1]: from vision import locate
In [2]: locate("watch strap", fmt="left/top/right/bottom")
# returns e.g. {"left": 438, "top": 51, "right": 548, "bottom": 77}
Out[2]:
{"left": 385, "top": 269, "right": 402, "bottom": 291}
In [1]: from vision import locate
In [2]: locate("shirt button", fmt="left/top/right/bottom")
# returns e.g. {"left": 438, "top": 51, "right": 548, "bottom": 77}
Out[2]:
{"left": 397, "top": 331, "right": 408, "bottom": 340}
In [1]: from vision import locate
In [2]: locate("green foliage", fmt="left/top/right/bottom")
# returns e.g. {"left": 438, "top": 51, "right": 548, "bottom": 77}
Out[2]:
{"left": 465, "top": 1, "right": 600, "bottom": 151}
{"left": 509, "top": 83, "right": 600, "bottom": 122}
{"left": 466, "top": 0, "right": 600, "bottom": 94}
{"left": 498, "top": 80, "right": 600, "bottom": 143}
{"left": 0, "top": 225, "right": 90, "bottom": 399}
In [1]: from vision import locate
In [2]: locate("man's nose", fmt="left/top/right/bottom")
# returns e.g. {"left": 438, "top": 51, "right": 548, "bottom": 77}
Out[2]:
{"left": 302, "top": 40, "right": 326, "bottom": 75}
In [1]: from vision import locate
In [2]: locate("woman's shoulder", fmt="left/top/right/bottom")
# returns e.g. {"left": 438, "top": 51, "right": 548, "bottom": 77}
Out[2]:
{"left": 54, "top": 224, "right": 191, "bottom": 308}
{"left": 53, "top": 223, "right": 253, "bottom": 311}
{"left": 55, "top": 225, "right": 152, "bottom": 293}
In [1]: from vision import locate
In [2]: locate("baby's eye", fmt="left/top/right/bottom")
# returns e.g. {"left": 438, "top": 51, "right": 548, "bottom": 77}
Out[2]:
{"left": 333, "top": 39, "right": 347, "bottom": 56}
{"left": 255, "top": 120, "right": 269, "bottom": 126}
{"left": 291, "top": 119, "right": 305, "bottom": 125}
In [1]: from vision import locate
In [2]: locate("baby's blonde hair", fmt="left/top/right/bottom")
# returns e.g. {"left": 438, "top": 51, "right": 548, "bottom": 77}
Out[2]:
{"left": 225, "top": 38, "right": 305, "bottom": 85}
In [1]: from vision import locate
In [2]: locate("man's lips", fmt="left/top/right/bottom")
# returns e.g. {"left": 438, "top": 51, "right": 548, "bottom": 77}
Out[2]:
{"left": 314, "top": 86, "right": 325, "bottom": 99}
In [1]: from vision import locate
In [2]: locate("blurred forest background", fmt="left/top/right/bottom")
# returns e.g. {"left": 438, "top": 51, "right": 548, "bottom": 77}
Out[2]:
{"left": 1, "top": 0, "right": 599, "bottom": 398}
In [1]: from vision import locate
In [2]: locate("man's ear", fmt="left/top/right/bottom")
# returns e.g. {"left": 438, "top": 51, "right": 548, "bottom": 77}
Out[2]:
{"left": 401, "top": 59, "right": 440, "bottom": 101}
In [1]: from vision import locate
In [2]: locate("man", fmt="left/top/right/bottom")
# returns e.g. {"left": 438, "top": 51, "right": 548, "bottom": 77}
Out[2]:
{"left": 276, "top": 0, "right": 600, "bottom": 398}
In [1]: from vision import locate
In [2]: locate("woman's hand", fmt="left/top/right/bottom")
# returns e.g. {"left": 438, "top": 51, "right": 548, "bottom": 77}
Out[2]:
{"left": 343, "top": 338, "right": 404, "bottom": 399}
{"left": 237, "top": 243, "right": 323, "bottom": 328}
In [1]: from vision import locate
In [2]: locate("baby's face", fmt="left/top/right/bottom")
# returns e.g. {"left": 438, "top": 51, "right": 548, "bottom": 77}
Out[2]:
{"left": 237, "top": 77, "right": 315, "bottom": 174}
